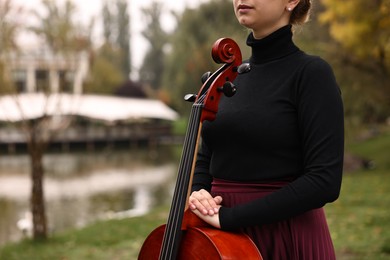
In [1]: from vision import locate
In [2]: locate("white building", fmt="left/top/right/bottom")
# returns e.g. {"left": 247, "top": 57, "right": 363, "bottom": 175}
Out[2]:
{"left": 4, "top": 47, "right": 89, "bottom": 94}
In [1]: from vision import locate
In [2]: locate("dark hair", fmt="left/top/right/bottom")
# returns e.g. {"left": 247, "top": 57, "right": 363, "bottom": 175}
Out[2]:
{"left": 290, "top": 0, "right": 312, "bottom": 25}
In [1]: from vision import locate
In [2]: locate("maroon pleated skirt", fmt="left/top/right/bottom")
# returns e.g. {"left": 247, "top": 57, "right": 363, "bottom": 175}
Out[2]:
{"left": 211, "top": 178, "right": 336, "bottom": 260}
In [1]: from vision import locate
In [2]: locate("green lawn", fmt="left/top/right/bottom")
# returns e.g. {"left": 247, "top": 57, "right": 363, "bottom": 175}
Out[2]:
{"left": 327, "top": 169, "right": 390, "bottom": 259}
{"left": 0, "top": 207, "right": 169, "bottom": 260}
{"left": 1, "top": 129, "right": 389, "bottom": 260}
{"left": 327, "top": 129, "right": 390, "bottom": 259}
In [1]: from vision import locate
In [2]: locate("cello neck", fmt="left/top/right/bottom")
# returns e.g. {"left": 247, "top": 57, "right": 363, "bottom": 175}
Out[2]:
{"left": 159, "top": 103, "right": 203, "bottom": 260}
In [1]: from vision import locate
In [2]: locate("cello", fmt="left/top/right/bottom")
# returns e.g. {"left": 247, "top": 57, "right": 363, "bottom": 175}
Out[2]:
{"left": 138, "top": 38, "right": 262, "bottom": 260}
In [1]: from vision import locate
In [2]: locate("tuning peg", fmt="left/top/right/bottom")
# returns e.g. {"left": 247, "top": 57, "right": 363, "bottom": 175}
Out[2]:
{"left": 218, "top": 81, "right": 236, "bottom": 97}
{"left": 237, "top": 63, "right": 251, "bottom": 74}
{"left": 201, "top": 71, "right": 212, "bottom": 84}
{"left": 184, "top": 94, "right": 197, "bottom": 102}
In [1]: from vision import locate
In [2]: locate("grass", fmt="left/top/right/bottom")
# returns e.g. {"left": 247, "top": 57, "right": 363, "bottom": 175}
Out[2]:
{"left": 327, "top": 170, "right": 390, "bottom": 259}
{"left": 0, "top": 129, "right": 389, "bottom": 260}
{"left": 327, "top": 129, "right": 390, "bottom": 259}
{"left": 0, "top": 206, "right": 169, "bottom": 260}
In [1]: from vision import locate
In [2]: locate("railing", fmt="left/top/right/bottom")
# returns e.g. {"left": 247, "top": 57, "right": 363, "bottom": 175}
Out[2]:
{"left": 0, "top": 123, "right": 180, "bottom": 153}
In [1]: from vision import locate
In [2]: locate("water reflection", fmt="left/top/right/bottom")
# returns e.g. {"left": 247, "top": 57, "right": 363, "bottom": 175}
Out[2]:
{"left": 0, "top": 147, "right": 178, "bottom": 247}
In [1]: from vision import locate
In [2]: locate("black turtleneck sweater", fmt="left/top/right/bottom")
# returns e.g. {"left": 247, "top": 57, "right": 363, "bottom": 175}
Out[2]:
{"left": 192, "top": 25, "right": 344, "bottom": 230}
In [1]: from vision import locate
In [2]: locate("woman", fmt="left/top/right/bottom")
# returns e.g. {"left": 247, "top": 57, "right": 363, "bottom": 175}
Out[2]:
{"left": 189, "top": 0, "right": 344, "bottom": 259}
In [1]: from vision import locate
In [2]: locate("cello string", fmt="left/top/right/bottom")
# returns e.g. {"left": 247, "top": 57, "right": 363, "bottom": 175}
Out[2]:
{"left": 165, "top": 84, "right": 220, "bottom": 258}
{"left": 161, "top": 103, "right": 202, "bottom": 259}
{"left": 161, "top": 92, "right": 207, "bottom": 259}
{"left": 168, "top": 106, "right": 200, "bottom": 259}
{"left": 169, "top": 104, "right": 204, "bottom": 259}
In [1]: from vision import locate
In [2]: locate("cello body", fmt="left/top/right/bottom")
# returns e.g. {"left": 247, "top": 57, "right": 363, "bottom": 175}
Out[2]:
{"left": 139, "top": 211, "right": 262, "bottom": 259}
{"left": 138, "top": 38, "right": 262, "bottom": 260}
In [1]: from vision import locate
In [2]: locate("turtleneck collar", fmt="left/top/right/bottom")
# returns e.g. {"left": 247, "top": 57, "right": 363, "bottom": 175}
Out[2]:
{"left": 247, "top": 25, "right": 299, "bottom": 64}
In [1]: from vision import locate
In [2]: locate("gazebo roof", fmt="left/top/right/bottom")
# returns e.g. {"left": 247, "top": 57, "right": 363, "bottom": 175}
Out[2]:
{"left": 0, "top": 93, "right": 178, "bottom": 123}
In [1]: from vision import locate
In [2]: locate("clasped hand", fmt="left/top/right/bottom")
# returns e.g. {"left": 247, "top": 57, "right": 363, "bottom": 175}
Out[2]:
{"left": 188, "top": 189, "right": 222, "bottom": 229}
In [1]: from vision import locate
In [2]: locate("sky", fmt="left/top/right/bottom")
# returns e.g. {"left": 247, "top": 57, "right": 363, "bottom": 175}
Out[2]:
{"left": 13, "top": 0, "right": 210, "bottom": 79}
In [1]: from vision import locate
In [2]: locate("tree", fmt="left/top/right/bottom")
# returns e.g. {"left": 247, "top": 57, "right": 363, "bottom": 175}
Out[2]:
{"left": 319, "top": 0, "right": 390, "bottom": 124}
{"left": 84, "top": 44, "right": 124, "bottom": 94}
{"left": 0, "top": 0, "right": 23, "bottom": 94}
{"left": 1, "top": 0, "right": 94, "bottom": 240}
{"left": 116, "top": 0, "right": 131, "bottom": 78}
{"left": 30, "top": 0, "right": 94, "bottom": 55}
{"left": 24, "top": 114, "right": 58, "bottom": 240}
{"left": 162, "top": 0, "right": 249, "bottom": 114}
{"left": 101, "top": 0, "right": 131, "bottom": 79}
{"left": 291, "top": 1, "right": 335, "bottom": 57}
{"left": 0, "top": 0, "right": 21, "bottom": 53}
{"left": 29, "top": 0, "right": 94, "bottom": 95}
{"left": 84, "top": 0, "right": 132, "bottom": 94}
{"left": 139, "top": 2, "right": 169, "bottom": 91}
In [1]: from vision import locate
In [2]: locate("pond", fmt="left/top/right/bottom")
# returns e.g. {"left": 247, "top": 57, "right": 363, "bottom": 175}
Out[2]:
{"left": 0, "top": 146, "right": 179, "bottom": 247}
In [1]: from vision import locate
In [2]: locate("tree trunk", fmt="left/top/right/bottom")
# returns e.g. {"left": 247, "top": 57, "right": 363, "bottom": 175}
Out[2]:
{"left": 29, "top": 132, "right": 48, "bottom": 240}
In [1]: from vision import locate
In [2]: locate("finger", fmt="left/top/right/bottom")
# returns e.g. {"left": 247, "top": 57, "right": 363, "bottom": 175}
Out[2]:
{"left": 189, "top": 195, "right": 212, "bottom": 215}
{"left": 196, "top": 191, "right": 222, "bottom": 214}
{"left": 189, "top": 190, "right": 216, "bottom": 215}
{"left": 213, "top": 196, "right": 223, "bottom": 213}
{"left": 197, "top": 190, "right": 220, "bottom": 215}
{"left": 214, "top": 196, "right": 223, "bottom": 204}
